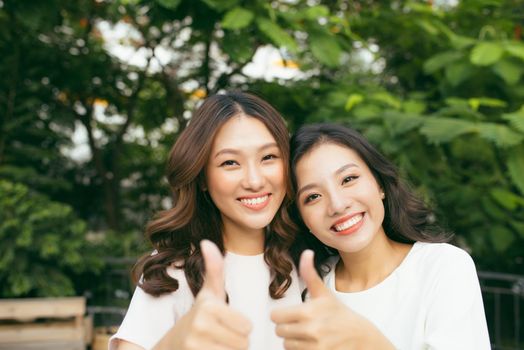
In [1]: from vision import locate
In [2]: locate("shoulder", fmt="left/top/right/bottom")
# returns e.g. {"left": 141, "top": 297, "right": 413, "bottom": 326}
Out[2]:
{"left": 407, "top": 242, "right": 480, "bottom": 294}
{"left": 110, "top": 264, "right": 195, "bottom": 350}
{"left": 134, "top": 263, "right": 194, "bottom": 312}
{"left": 410, "top": 242, "right": 475, "bottom": 270}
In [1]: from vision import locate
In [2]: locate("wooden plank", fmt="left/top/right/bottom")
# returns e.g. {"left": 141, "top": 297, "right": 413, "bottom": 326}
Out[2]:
{"left": 0, "top": 297, "right": 85, "bottom": 321}
{"left": 0, "top": 340, "right": 84, "bottom": 350}
{"left": 92, "top": 333, "right": 112, "bottom": 350}
{"left": 0, "top": 321, "right": 84, "bottom": 343}
{"left": 84, "top": 314, "right": 93, "bottom": 344}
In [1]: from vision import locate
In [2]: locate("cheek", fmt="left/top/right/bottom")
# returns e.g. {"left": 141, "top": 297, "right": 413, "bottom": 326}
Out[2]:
{"left": 268, "top": 162, "right": 286, "bottom": 188}
{"left": 206, "top": 169, "right": 236, "bottom": 196}
{"left": 299, "top": 206, "right": 317, "bottom": 229}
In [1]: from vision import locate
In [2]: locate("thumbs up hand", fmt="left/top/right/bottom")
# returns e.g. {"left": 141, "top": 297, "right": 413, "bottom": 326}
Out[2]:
{"left": 153, "top": 240, "right": 252, "bottom": 350}
{"left": 271, "top": 250, "right": 394, "bottom": 350}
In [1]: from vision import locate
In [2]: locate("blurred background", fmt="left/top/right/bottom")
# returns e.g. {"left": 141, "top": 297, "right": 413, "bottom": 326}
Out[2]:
{"left": 0, "top": 0, "right": 523, "bottom": 348}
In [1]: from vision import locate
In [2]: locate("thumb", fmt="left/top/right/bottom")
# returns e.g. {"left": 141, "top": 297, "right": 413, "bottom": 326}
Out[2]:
{"left": 299, "top": 250, "right": 330, "bottom": 299}
{"left": 200, "top": 239, "right": 226, "bottom": 301}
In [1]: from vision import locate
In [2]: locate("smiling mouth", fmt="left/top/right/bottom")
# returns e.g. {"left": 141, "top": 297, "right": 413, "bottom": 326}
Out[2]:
{"left": 331, "top": 213, "right": 364, "bottom": 234}
{"left": 238, "top": 194, "right": 270, "bottom": 210}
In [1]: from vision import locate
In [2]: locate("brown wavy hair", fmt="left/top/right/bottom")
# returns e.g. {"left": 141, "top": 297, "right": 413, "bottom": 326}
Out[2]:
{"left": 133, "top": 91, "right": 296, "bottom": 299}
{"left": 288, "top": 123, "right": 452, "bottom": 279}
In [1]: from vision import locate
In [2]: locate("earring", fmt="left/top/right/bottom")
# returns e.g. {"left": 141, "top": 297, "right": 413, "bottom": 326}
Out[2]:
{"left": 380, "top": 192, "right": 385, "bottom": 200}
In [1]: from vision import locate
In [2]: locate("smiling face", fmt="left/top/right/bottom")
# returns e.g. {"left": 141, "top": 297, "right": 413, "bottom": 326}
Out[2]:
{"left": 295, "top": 142, "right": 386, "bottom": 254}
{"left": 205, "top": 115, "right": 286, "bottom": 239}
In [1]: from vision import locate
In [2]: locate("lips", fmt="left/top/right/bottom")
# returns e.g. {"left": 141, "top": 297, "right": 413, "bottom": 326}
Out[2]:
{"left": 330, "top": 213, "right": 364, "bottom": 235}
{"left": 237, "top": 193, "right": 271, "bottom": 210}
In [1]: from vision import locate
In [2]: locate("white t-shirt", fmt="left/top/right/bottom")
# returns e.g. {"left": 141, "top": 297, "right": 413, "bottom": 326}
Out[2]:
{"left": 324, "top": 242, "right": 491, "bottom": 350}
{"left": 109, "top": 252, "right": 302, "bottom": 350}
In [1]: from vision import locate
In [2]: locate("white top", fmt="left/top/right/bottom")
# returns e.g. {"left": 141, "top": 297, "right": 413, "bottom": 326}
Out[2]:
{"left": 324, "top": 242, "right": 491, "bottom": 350}
{"left": 109, "top": 252, "right": 302, "bottom": 350}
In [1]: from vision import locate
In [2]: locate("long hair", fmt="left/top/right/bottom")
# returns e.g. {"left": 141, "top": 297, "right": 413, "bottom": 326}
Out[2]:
{"left": 134, "top": 91, "right": 296, "bottom": 298}
{"left": 289, "top": 123, "right": 451, "bottom": 276}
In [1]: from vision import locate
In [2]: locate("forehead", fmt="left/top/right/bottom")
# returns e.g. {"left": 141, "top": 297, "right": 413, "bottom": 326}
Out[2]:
{"left": 211, "top": 115, "right": 278, "bottom": 151}
{"left": 295, "top": 143, "right": 366, "bottom": 183}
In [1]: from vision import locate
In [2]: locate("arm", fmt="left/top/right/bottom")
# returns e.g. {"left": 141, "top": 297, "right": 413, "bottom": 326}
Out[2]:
{"left": 424, "top": 247, "right": 490, "bottom": 350}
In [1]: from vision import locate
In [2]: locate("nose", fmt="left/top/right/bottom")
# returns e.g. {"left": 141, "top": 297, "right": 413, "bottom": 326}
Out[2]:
{"left": 326, "top": 188, "right": 350, "bottom": 217}
{"left": 242, "top": 162, "right": 265, "bottom": 191}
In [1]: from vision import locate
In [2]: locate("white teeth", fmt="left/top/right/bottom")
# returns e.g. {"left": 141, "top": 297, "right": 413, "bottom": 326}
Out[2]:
{"left": 240, "top": 195, "right": 269, "bottom": 206}
{"left": 334, "top": 214, "right": 363, "bottom": 232}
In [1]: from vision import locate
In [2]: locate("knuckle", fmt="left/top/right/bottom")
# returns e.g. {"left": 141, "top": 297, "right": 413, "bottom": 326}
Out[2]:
{"left": 192, "top": 316, "right": 208, "bottom": 333}
{"left": 275, "top": 324, "right": 286, "bottom": 337}
{"left": 183, "top": 336, "right": 198, "bottom": 350}
{"left": 238, "top": 337, "right": 250, "bottom": 350}
{"left": 283, "top": 339, "right": 297, "bottom": 350}
{"left": 306, "top": 323, "right": 321, "bottom": 338}
{"left": 299, "top": 307, "right": 314, "bottom": 320}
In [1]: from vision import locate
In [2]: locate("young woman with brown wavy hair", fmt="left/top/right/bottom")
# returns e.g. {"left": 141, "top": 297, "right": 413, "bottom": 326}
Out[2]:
{"left": 272, "top": 123, "right": 490, "bottom": 349}
{"left": 110, "top": 91, "right": 301, "bottom": 350}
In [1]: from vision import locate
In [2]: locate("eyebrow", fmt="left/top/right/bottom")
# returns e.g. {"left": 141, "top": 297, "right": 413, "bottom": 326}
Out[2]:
{"left": 296, "top": 163, "right": 358, "bottom": 198}
{"left": 214, "top": 142, "right": 279, "bottom": 158}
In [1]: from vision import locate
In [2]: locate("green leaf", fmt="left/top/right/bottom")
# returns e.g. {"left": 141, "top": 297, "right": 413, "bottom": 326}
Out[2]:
{"left": 256, "top": 18, "right": 297, "bottom": 53}
{"left": 402, "top": 100, "right": 426, "bottom": 114}
{"left": 470, "top": 42, "right": 504, "bottom": 66}
{"left": 504, "top": 42, "right": 524, "bottom": 60}
{"left": 490, "top": 188, "right": 524, "bottom": 211}
{"left": 491, "top": 225, "right": 515, "bottom": 253}
{"left": 222, "top": 33, "right": 254, "bottom": 63}
{"left": 352, "top": 105, "right": 382, "bottom": 121}
{"left": 510, "top": 221, "right": 524, "bottom": 239}
{"left": 415, "top": 19, "right": 439, "bottom": 35}
{"left": 507, "top": 145, "right": 524, "bottom": 195}
{"left": 221, "top": 7, "right": 254, "bottom": 30}
{"left": 467, "top": 97, "right": 507, "bottom": 111}
{"left": 304, "top": 5, "right": 330, "bottom": 20}
{"left": 502, "top": 106, "right": 524, "bottom": 133}
{"left": 369, "top": 92, "right": 401, "bottom": 109}
{"left": 423, "top": 51, "right": 463, "bottom": 74}
{"left": 492, "top": 59, "right": 523, "bottom": 85}
{"left": 156, "top": 0, "right": 181, "bottom": 10}
{"left": 420, "top": 118, "right": 477, "bottom": 144}
{"left": 309, "top": 30, "right": 342, "bottom": 67}
{"left": 449, "top": 34, "right": 476, "bottom": 50}
{"left": 201, "top": 0, "right": 239, "bottom": 11}
{"left": 344, "top": 94, "right": 364, "bottom": 111}
{"left": 445, "top": 61, "right": 474, "bottom": 86}
{"left": 445, "top": 97, "right": 469, "bottom": 108}
{"left": 477, "top": 123, "right": 524, "bottom": 148}
{"left": 384, "top": 111, "right": 425, "bottom": 135}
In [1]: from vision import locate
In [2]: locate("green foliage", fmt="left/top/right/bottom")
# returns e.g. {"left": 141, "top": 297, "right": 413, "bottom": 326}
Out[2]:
{"left": 256, "top": 17, "right": 298, "bottom": 53}
{"left": 222, "top": 7, "right": 254, "bottom": 30}
{"left": 0, "top": 180, "right": 103, "bottom": 297}
{"left": 1, "top": 0, "right": 523, "bottom": 300}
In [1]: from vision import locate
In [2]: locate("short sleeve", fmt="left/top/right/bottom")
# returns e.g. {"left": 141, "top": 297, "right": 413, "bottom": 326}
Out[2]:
{"left": 424, "top": 247, "right": 491, "bottom": 350}
{"left": 109, "top": 267, "right": 194, "bottom": 350}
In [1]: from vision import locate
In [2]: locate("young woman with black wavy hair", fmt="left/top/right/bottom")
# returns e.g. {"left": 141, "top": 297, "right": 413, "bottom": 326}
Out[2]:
{"left": 272, "top": 123, "right": 490, "bottom": 349}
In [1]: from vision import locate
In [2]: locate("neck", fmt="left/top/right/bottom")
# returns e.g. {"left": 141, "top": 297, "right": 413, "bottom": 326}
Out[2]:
{"left": 222, "top": 225, "right": 265, "bottom": 255}
{"left": 335, "top": 231, "right": 412, "bottom": 292}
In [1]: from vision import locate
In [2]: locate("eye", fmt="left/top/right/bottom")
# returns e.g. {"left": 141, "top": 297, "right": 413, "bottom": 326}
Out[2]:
{"left": 304, "top": 193, "right": 320, "bottom": 204}
{"left": 220, "top": 160, "right": 239, "bottom": 167}
{"left": 342, "top": 175, "right": 358, "bottom": 185}
{"left": 262, "top": 154, "right": 278, "bottom": 161}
